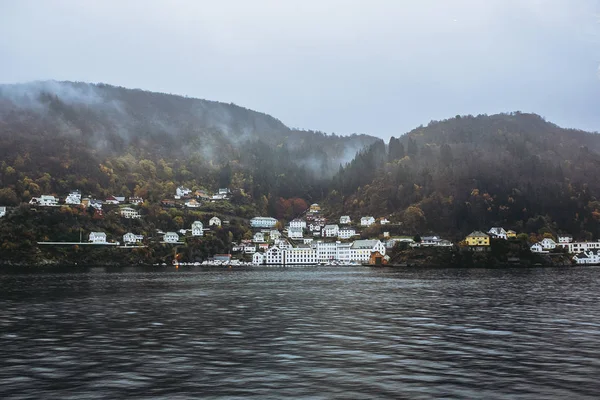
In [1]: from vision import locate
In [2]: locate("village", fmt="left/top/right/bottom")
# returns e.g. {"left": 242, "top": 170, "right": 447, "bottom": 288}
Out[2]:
{"left": 0, "top": 186, "right": 598, "bottom": 266}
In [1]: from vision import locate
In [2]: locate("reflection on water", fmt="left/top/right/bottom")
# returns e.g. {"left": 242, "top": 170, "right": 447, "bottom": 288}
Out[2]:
{"left": 1, "top": 266, "right": 600, "bottom": 399}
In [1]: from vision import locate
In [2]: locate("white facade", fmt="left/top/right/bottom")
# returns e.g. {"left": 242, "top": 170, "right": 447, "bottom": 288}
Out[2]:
{"left": 252, "top": 252, "right": 265, "bottom": 265}
{"left": 265, "top": 246, "right": 284, "bottom": 264}
{"left": 560, "top": 241, "right": 600, "bottom": 254}
{"left": 489, "top": 227, "right": 508, "bottom": 240}
{"left": 163, "top": 232, "right": 180, "bottom": 243}
{"left": 290, "top": 219, "right": 306, "bottom": 230}
{"left": 284, "top": 247, "right": 318, "bottom": 265}
{"left": 123, "top": 233, "right": 143, "bottom": 244}
{"left": 244, "top": 244, "right": 257, "bottom": 254}
{"left": 0, "top": 206, "right": 6, "bottom": 218}
{"left": 315, "top": 242, "right": 338, "bottom": 262}
{"left": 322, "top": 224, "right": 339, "bottom": 238}
{"left": 191, "top": 221, "right": 204, "bottom": 237}
{"left": 30, "top": 195, "right": 59, "bottom": 206}
{"left": 380, "top": 218, "right": 390, "bottom": 225}
{"left": 360, "top": 216, "right": 375, "bottom": 227}
{"left": 129, "top": 197, "right": 143, "bottom": 205}
{"left": 309, "top": 223, "right": 323, "bottom": 232}
{"left": 540, "top": 238, "right": 556, "bottom": 250}
{"left": 350, "top": 240, "right": 386, "bottom": 262}
{"left": 530, "top": 243, "right": 544, "bottom": 253}
{"left": 209, "top": 216, "right": 221, "bottom": 227}
{"left": 288, "top": 227, "right": 303, "bottom": 239}
{"left": 251, "top": 217, "right": 278, "bottom": 228}
{"left": 89, "top": 232, "right": 107, "bottom": 243}
{"left": 120, "top": 207, "right": 141, "bottom": 219}
{"left": 558, "top": 235, "right": 573, "bottom": 244}
{"left": 339, "top": 216, "right": 351, "bottom": 225}
{"left": 338, "top": 228, "right": 356, "bottom": 240}
{"left": 254, "top": 232, "right": 265, "bottom": 243}
{"left": 90, "top": 200, "right": 103, "bottom": 210}
{"left": 65, "top": 191, "right": 81, "bottom": 205}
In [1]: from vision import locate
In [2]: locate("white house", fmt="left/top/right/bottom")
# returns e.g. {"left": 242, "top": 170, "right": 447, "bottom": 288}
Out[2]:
{"left": 175, "top": 186, "right": 192, "bottom": 199}
{"left": 251, "top": 217, "right": 278, "bottom": 228}
{"left": 209, "top": 216, "right": 222, "bottom": 227}
{"left": 120, "top": 207, "right": 141, "bottom": 219}
{"left": 386, "top": 237, "right": 415, "bottom": 248}
{"left": 65, "top": 190, "right": 81, "bottom": 205}
{"left": 360, "top": 216, "right": 375, "bottom": 227}
{"left": 123, "top": 233, "right": 143, "bottom": 245}
{"left": 558, "top": 234, "right": 573, "bottom": 244}
{"left": 269, "top": 230, "right": 281, "bottom": 241}
{"left": 488, "top": 227, "right": 508, "bottom": 240}
{"left": 540, "top": 238, "right": 556, "bottom": 250}
{"left": 0, "top": 206, "right": 6, "bottom": 218}
{"left": 379, "top": 218, "right": 390, "bottom": 225}
{"left": 163, "top": 232, "right": 180, "bottom": 243}
{"left": 252, "top": 252, "right": 265, "bottom": 265}
{"left": 290, "top": 218, "right": 306, "bottom": 230}
{"left": 339, "top": 215, "right": 351, "bottom": 225}
{"left": 265, "top": 246, "right": 283, "bottom": 264}
{"left": 288, "top": 227, "right": 304, "bottom": 239}
{"left": 30, "top": 195, "right": 59, "bottom": 206}
{"left": 218, "top": 188, "right": 230, "bottom": 196}
{"left": 191, "top": 221, "right": 204, "bottom": 237}
{"left": 89, "top": 232, "right": 107, "bottom": 243}
{"left": 338, "top": 228, "right": 357, "bottom": 240}
{"left": 254, "top": 232, "right": 265, "bottom": 243}
{"left": 185, "top": 199, "right": 201, "bottom": 208}
{"left": 275, "top": 239, "right": 292, "bottom": 249}
{"left": 530, "top": 243, "right": 544, "bottom": 253}
{"left": 322, "top": 224, "right": 340, "bottom": 238}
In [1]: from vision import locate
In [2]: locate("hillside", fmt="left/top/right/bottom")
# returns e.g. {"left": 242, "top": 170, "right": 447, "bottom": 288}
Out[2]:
{"left": 330, "top": 112, "right": 600, "bottom": 240}
{"left": 0, "top": 81, "right": 377, "bottom": 207}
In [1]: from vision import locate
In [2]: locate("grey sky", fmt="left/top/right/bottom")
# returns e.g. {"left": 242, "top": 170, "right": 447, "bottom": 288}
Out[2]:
{"left": 1, "top": 0, "right": 599, "bottom": 139}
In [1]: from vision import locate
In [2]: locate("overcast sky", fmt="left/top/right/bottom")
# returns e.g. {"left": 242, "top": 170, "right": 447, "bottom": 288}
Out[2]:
{"left": 1, "top": 0, "right": 599, "bottom": 139}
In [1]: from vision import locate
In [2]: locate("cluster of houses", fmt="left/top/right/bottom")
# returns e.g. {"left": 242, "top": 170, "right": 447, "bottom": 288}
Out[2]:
{"left": 27, "top": 190, "right": 143, "bottom": 214}
{"left": 172, "top": 186, "right": 230, "bottom": 207}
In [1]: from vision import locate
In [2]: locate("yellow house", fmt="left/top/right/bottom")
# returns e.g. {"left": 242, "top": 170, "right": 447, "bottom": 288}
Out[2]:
{"left": 465, "top": 231, "right": 490, "bottom": 246}
{"left": 507, "top": 230, "right": 517, "bottom": 239}
{"left": 309, "top": 203, "right": 321, "bottom": 213}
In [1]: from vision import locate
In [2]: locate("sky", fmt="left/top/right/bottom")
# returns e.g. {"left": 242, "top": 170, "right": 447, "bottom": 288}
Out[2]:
{"left": 1, "top": 0, "right": 600, "bottom": 139}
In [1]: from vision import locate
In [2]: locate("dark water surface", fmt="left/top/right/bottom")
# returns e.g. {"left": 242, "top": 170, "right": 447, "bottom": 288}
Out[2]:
{"left": 1, "top": 266, "right": 600, "bottom": 399}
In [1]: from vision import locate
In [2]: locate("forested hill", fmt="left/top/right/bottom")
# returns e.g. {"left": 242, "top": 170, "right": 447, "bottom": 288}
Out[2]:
{"left": 330, "top": 112, "right": 600, "bottom": 240}
{"left": 0, "top": 81, "right": 377, "bottom": 206}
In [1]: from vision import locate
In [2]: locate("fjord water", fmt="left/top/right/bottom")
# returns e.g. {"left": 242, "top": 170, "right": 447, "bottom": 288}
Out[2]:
{"left": 1, "top": 267, "right": 600, "bottom": 399}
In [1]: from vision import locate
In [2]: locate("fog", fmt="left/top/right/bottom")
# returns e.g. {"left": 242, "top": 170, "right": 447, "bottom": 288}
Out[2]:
{"left": 1, "top": 0, "right": 599, "bottom": 138}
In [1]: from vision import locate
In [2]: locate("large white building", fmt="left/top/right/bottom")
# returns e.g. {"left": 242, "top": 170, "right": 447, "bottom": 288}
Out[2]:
{"left": 260, "top": 239, "right": 386, "bottom": 264}
{"left": 349, "top": 240, "right": 386, "bottom": 262}
{"left": 191, "top": 221, "right": 204, "bottom": 236}
{"left": 89, "top": 232, "right": 107, "bottom": 243}
{"left": 120, "top": 207, "right": 141, "bottom": 219}
{"left": 559, "top": 240, "right": 600, "bottom": 254}
{"left": 251, "top": 217, "right": 278, "bottom": 228}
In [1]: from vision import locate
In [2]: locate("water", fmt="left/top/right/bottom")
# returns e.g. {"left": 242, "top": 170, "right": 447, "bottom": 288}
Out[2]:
{"left": 1, "top": 266, "right": 600, "bottom": 399}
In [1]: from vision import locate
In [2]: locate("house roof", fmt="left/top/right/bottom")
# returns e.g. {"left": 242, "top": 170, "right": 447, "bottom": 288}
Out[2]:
{"left": 351, "top": 240, "right": 380, "bottom": 249}
{"left": 323, "top": 224, "right": 339, "bottom": 230}
{"left": 467, "top": 231, "right": 489, "bottom": 238}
